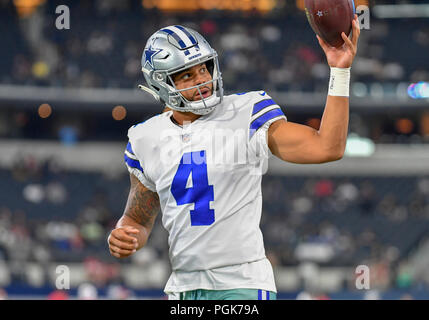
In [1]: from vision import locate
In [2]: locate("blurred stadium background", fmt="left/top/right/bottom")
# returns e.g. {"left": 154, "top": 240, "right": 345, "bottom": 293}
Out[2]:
{"left": 0, "top": 0, "right": 429, "bottom": 300}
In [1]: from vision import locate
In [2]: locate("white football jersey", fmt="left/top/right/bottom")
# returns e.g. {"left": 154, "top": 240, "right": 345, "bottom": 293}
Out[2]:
{"left": 124, "top": 91, "right": 287, "bottom": 294}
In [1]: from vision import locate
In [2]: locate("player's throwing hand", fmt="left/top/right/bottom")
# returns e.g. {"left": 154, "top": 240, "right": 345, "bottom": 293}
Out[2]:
{"left": 317, "top": 14, "right": 361, "bottom": 68}
{"left": 108, "top": 226, "right": 140, "bottom": 258}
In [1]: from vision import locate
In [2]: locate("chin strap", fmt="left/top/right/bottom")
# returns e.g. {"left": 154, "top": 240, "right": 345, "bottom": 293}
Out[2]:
{"left": 138, "top": 85, "right": 161, "bottom": 101}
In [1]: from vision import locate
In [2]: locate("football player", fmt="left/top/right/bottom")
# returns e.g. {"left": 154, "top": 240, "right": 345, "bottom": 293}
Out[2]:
{"left": 108, "top": 17, "right": 360, "bottom": 300}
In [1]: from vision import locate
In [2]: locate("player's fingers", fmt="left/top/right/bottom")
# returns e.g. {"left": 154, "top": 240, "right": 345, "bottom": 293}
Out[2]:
{"left": 110, "top": 251, "right": 121, "bottom": 259}
{"left": 109, "top": 244, "right": 136, "bottom": 257}
{"left": 122, "top": 226, "right": 140, "bottom": 234}
{"left": 316, "top": 35, "right": 329, "bottom": 51}
{"left": 112, "top": 229, "right": 138, "bottom": 243}
{"left": 341, "top": 32, "right": 355, "bottom": 54}
{"left": 109, "top": 236, "right": 138, "bottom": 251}
{"left": 109, "top": 248, "right": 123, "bottom": 259}
{"left": 110, "top": 245, "right": 135, "bottom": 256}
{"left": 341, "top": 32, "right": 352, "bottom": 45}
{"left": 352, "top": 17, "right": 361, "bottom": 44}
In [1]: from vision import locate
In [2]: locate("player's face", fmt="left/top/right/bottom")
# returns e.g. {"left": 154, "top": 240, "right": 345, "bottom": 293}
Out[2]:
{"left": 172, "top": 63, "right": 213, "bottom": 101}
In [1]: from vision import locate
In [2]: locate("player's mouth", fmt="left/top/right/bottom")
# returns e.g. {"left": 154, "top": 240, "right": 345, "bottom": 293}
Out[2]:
{"left": 194, "top": 86, "right": 212, "bottom": 100}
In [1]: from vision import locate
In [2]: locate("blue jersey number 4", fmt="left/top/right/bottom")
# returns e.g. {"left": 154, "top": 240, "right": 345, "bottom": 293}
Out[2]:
{"left": 171, "top": 151, "right": 215, "bottom": 226}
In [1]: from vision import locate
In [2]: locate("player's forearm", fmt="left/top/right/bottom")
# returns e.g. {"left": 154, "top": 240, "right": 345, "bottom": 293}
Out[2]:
{"left": 317, "top": 94, "right": 349, "bottom": 160}
{"left": 116, "top": 215, "right": 151, "bottom": 249}
{"left": 118, "top": 174, "right": 160, "bottom": 250}
{"left": 317, "top": 66, "right": 351, "bottom": 160}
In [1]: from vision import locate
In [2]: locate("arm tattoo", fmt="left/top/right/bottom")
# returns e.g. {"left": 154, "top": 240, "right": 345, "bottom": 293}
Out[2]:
{"left": 124, "top": 174, "right": 160, "bottom": 228}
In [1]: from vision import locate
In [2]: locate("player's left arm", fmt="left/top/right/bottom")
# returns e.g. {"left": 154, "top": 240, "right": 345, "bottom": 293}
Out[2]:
{"left": 268, "top": 15, "right": 360, "bottom": 164}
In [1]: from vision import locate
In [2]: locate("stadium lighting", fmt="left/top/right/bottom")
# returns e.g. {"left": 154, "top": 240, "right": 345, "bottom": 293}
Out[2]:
{"left": 13, "top": 0, "right": 46, "bottom": 18}
{"left": 408, "top": 82, "right": 429, "bottom": 99}
{"left": 38, "top": 103, "right": 52, "bottom": 118}
{"left": 141, "top": 0, "right": 278, "bottom": 12}
{"left": 344, "top": 133, "right": 376, "bottom": 157}
{"left": 112, "top": 105, "right": 127, "bottom": 121}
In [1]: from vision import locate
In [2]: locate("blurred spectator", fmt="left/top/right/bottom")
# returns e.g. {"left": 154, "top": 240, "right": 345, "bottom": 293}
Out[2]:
{"left": 47, "top": 290, "right": 69, "bottom": 300}
{"left": 106, "top": 284, "right": 134, "bottom": 300}
{"left": 396, "top": 263, "right": 413, "bottom": 290}
{"left": 358, "top": 181, "right": 377, "bottom": 214}
{"left": 23, "top": 184, "right": 45, "bottom": 204}
{"left": 0, "top": 288, "right": 7, "bottom": 300}
{"left": 314, "top": 179, "right": 334, "bottom": 198}
{"left": 58, "top": 125, "right": 79, "bottom": 146}
{"left": 296, "top": 291, "right": 313, "bottom": 300}
{"left": 77, "top": 282, "right": 98, "bottom": 300}
{"left": 84, "top": 257, "right": 120, "bottom": 287}
{"left": 364, "top": 290, "right": 381, "bottom": 300}
{"left": 45, "top": 181, "right": 67, "bottom": 204}
{"left": 80, "top": 221, "right": 104, "bottom": 245}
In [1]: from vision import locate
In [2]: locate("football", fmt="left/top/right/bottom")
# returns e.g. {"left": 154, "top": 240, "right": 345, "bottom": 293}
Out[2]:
{"left": 304, "top": 0, "right": 355, "bottom": 47}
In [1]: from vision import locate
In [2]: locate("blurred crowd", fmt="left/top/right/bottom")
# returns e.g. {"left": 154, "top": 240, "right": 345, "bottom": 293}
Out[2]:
{"left": 1, "top": 0, "right": 428, "bottom": 93}
{"left": 0, "top": 155, "right": 428, "bottom": 295}
{"left": 0, "top": 0, "right": 428, "bottom": 146}
{"left": 261, "top": 174, "right": 429, "bottom": 292}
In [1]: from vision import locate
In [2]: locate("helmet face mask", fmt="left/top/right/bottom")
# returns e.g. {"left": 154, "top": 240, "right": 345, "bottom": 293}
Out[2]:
{"left": 140, "top": 26, "right": 224, "bottom": 115}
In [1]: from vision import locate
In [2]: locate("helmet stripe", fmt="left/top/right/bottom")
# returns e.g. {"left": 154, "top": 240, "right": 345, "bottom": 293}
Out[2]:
{"left": 162, "top": 26, "right": 201, "bottom": 57}
{"left": 174, "top": 25, "right": 197, "bottom": 45}
{"left": 161, "top": 28, "right": 190, "bottom": 55}
{"left": 174, "top": 25, "right": 200, "bottom": 55}
{"left": 168, "top": 26, "right": 194, "bottom": 48}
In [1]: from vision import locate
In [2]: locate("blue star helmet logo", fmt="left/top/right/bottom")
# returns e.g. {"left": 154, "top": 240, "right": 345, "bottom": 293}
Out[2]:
{"left": 143, "top": 46, "right": 163, "bottom": 70}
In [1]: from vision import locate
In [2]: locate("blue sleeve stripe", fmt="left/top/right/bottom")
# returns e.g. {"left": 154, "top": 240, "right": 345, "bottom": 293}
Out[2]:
{"left": 252, "top": 99, "right": 276, "bottom": 116}
{"left": 250, "top": 108, "right": 285, "bottom": 136}
{"left": 124, "top": 153, "right": 143, "bottom": 172}
{"left": 126, "top": 142, "right": 135, "bottom": 155}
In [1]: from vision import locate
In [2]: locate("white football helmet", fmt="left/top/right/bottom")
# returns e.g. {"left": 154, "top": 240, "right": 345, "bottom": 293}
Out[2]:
{"left": 139, "top": 25, "right": 224, "bottom": 115}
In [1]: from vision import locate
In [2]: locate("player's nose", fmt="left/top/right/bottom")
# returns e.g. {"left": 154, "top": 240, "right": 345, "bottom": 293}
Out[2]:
{"left": 194, "top": 70, "right": 209, "bottom": 86}
{"left": 194, "top": 73, "right": 205, "bottom": 86}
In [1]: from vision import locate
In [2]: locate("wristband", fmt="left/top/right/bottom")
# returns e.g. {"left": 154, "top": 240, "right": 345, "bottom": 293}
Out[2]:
{"left": 328, "top": 67, "right": 351, "bottom": 97}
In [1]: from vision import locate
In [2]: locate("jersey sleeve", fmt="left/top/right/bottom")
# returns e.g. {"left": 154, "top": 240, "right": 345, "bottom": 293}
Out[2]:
{"left": 247, "top": 92, "right": 287, "bottom": 161}
{"left": 124, "top": 140, "right": 157, "bottom": 192}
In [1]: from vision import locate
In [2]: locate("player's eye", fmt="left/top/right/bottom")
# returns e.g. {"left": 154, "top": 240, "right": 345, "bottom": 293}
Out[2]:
{"left": 181, "top": 73, "right": 191, "bottom": 80}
